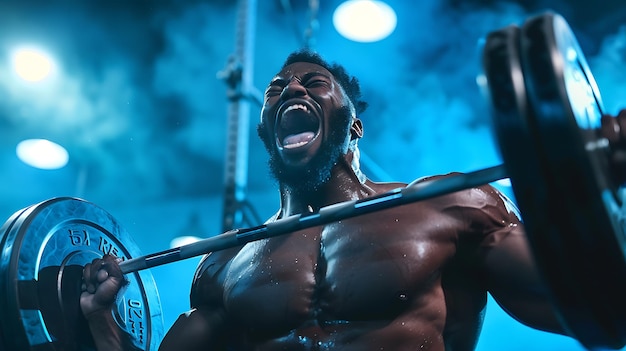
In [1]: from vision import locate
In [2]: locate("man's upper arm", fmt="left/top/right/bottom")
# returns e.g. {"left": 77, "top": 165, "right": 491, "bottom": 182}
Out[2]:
{"left": 159, "top": 248, "right": 243, "bottom": 351}
{"left": 477, "top": 191, "right": 566, "bottom": 334}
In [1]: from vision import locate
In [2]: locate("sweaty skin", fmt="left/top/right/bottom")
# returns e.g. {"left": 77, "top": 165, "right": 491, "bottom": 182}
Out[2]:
{"left": 81, "top": 56, "right": 625, "bottom": 351}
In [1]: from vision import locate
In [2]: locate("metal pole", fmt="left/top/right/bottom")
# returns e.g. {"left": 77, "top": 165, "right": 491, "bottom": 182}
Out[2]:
{"left": 221, "top": 0, "right": 257, "bottom": 232}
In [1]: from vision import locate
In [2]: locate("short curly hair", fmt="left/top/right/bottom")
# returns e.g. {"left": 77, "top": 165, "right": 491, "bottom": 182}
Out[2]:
{"left": 281, "top": 50, "right": 368, "bottom": 116}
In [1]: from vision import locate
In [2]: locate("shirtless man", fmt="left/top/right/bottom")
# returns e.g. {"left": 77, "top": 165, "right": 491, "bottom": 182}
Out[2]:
{"left": 82, "top": 50, "right": 610, "bottom": 350}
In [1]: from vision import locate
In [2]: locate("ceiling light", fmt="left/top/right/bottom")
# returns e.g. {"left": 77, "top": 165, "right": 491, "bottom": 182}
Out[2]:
{"left": 10, "top": 47, "right": 56, "bottom": 82}
{"left": 333, "top": 1, "right": 397, "bottom": 43}
{"left": 16, "top": 139, "right": 69, "bottom": 170}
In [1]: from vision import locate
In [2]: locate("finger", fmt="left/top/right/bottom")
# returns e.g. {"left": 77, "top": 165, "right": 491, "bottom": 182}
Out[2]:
{"left": 96, "top": 268, "right": 109, "bottom": 283}
{"left": 102, "top": 255, "right": 123, "bottom": 276}
{"left": 85, "top": 258, "right": 105, "bottom": 293}
{"left": 82, "top": 262, "right": 92, "bottom": 291}
{"left": 83, "top": 262, "right": 92, "bottom": 281}
{"left": 601, "top": 115, "right": 619, "bottom": 143}
{"left": 88, "top": 258, "right": 102, "bottom": 277}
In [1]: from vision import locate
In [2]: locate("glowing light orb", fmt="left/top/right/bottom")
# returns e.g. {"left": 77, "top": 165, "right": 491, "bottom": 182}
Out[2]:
{"left": 11, "top": 47, "right": 55, "bottom": 82}
{"left": 333, "top": 1, "right": 397, "bottom": 42}
{"left": 16, "top": 139, "right": 69, "bottom": 169}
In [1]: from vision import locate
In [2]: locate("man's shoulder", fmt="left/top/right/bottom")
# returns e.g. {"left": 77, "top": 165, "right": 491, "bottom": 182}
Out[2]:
{"left": 408, "top": 171, "right": 502, "bottom": 195}
{"left": 402, "top": 172, "right": 520, "bottom": 223}
{"left": 189, "top": 245, "right": 243, "bottom": 307}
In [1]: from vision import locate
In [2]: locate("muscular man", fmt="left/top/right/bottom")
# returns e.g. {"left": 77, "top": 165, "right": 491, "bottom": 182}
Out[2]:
{"left": 82, "top": 50, "right": 613, "bottom": 350}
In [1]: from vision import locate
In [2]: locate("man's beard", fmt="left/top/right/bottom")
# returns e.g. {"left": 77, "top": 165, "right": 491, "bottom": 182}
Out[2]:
{"left": 257, "top": 106, "right": 353, "bottom": 194}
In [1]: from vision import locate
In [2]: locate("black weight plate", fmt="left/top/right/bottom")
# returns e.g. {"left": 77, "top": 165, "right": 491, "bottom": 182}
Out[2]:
{"left": 0, "top": 197, "right": 164, "bottom": 350}
{"left": 481, "top": 22, "right": 552, "bottom": 232}
{"left": 481, "top": 17, "right": 574, "bottom": 344}
{"left": 519, "top": 12, "right": 626, "bottom": 349}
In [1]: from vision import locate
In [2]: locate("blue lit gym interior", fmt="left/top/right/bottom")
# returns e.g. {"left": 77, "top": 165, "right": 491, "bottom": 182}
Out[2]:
{"left": 0, "top": 1, "right": 625, "bottom": 350}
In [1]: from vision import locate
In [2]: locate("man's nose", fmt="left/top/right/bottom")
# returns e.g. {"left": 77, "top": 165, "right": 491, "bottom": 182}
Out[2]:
{"left": 280, "top": 81, "right": 306, "bottom": 100}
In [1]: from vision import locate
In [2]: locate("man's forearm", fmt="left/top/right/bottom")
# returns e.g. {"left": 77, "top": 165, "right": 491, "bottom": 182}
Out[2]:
{"left": 87, "top": 310, "right": 142, "bottom": 351}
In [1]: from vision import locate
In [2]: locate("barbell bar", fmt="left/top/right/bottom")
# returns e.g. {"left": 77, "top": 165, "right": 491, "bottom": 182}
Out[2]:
{"left": 119, "top": 164, "right": 509, "bottom": 274}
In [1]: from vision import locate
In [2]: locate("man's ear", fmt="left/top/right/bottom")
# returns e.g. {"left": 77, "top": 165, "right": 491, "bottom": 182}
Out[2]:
{"left": 350, "top": 118, "right": 363, "bottom": 140}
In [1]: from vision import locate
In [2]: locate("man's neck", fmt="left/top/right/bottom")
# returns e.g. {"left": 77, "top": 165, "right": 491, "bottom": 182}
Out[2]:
{"left": 277, "top": 154, "right": 374, "bottom": 217}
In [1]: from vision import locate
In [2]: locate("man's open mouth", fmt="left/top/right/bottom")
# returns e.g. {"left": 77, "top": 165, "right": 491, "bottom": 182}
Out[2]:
{"left": 275, "top": 102, "right": 321, "bottom": 150}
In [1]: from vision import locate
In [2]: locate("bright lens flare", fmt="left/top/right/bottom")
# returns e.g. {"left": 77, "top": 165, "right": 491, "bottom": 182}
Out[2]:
{"left": 16, "top": 139, "right": 69, "bottom": 170}
{"left": 333, "top": 1, "right": 397, "bottom": 42}
{"left": 11, "top": 47, "right": 55, "bottom": 82}
{"left": 170, "top": 236, "right": 202, "bottom": 249}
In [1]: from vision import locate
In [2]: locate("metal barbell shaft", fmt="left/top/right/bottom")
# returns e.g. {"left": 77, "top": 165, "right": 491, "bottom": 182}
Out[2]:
{"left": 120, "top": 164, "right": 508, "bottom": 274}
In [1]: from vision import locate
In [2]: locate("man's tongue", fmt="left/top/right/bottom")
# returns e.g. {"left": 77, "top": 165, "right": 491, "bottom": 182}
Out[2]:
{"left": 283, "top": 132, "right": 315, "bottom": 149}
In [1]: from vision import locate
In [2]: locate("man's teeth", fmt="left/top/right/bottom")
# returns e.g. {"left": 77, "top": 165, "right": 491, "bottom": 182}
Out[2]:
{"left": 282, "top": 104, "right": 309, "bottom": 115}
{"left": 279, "top": 104, "right": 315, "bottom": 149}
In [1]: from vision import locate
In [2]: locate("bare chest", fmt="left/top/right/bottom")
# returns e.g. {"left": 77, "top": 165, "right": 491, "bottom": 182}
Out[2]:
{"left": 221, "top": 208, "right": 457, "bottom": 330}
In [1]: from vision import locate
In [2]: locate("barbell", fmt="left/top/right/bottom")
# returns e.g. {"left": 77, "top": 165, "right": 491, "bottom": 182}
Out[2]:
{"left": 0, "top": 11, "right": 624, "bottom": 351}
